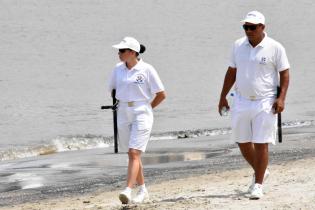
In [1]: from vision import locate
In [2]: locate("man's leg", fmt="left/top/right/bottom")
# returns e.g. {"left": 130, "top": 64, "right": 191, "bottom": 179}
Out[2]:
{"left": 251, "top": 105, "right": 275, "bottom": 184}
{"left": 238, "top": 142, "right": 256, "bottom": 170}
{"left": 253, "top": 143, "right": 269, "bottom": 184}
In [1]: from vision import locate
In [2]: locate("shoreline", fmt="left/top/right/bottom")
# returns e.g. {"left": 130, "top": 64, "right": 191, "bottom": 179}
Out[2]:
{"left": 3, "top": 157, "right": 315, "bottom": 210}
{"left": 0, "top": 125, "right": 315, "bottom": 208}
{"left": 1, "top": 119, "right": 312, "bottom": 162}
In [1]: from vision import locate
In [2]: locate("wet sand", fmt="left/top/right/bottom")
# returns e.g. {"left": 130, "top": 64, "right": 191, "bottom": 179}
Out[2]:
{"left": 0, "top": 125, "right": 315, "bottom": 209}
{"left": 2, "top": 157, "right": 315, "bottom": 210}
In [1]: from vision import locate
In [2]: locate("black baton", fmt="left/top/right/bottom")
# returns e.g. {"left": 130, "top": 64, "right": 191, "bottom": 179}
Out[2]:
{"left": 101, "top": 89, "right": 118, "bottom": 153}
{"left": 277, "top": 86, "right": 282, "bottom": 143}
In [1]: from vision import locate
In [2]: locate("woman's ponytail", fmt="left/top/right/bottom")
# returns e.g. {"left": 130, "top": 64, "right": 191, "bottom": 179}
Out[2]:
{"left": 139, "top": 44, "right": 146, "bottom": 54}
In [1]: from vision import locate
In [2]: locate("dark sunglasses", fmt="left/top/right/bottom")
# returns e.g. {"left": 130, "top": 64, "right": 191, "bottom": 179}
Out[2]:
{"left": 243, "top": 24, "right": 261, "bottom": 31}
{"left": 119, "top": 49, "right": 130, "bottom": 53}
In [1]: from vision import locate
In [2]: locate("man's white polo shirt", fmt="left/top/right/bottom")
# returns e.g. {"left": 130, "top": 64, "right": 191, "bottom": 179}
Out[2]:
{"left": 108, "top": 59, "right": 165, "bottom": 102}
{"left": 229, "top": 34, "right": 290, "bottom": 99}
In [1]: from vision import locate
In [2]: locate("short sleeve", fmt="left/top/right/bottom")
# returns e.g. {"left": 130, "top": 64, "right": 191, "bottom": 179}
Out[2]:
{"left": 108, "top": 69, "right": 116, "bottom": 92}
{"left": 228, "top": 43, "right": 236, "bottom": 68}
{"left": 148, "top": 67, "right": 165, "bottom": 94}
{"left": 276, "top": 44, "right": 290, "bottom": 72}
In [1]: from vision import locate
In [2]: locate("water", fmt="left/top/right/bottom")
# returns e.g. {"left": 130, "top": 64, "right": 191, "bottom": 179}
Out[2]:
{"left": 141, "top": 149, "right": 231, "bottom": 165}
{"left": 1, "top": 0, "right": 315, "bottom": 161}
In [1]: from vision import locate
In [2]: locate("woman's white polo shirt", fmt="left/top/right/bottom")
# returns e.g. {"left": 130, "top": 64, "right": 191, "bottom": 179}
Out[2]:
{"left": 108, "top": 59, "right": 165, "bottom": 102}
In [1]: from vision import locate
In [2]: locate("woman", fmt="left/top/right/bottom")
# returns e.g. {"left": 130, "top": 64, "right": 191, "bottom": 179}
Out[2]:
{"left": 108, "top": 37, "right": 166, "bottom": 204}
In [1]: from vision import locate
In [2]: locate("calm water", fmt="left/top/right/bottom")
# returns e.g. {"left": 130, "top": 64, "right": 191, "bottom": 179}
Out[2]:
{"left": 1, "top": 0, "right": 315, "bottom": 160}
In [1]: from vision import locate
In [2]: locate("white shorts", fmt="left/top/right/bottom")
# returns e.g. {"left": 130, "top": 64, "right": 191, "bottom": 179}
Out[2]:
{"left": 117, "top": 101, "right": 153, "bottom": 153}
{"left": 231, "top": 94, "right": 277, "bottom": 145}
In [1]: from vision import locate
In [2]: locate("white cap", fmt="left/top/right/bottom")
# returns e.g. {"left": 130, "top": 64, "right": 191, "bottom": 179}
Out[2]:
{"left": 241, "top": 11, "right": 265, "bottom": 24}
{"left": 112, "top": 37, "right": 140, "bottom": 53}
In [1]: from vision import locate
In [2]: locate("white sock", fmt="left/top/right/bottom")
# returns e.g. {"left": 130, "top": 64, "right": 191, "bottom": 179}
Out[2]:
{"left": 124, "top": 187, "right": 132, "bottom": 193}
{"left": 140, "top": 184, "right": 146, "bottom": 191}
{"left": 254, "top": 183, "right": 263, "bottom": 188}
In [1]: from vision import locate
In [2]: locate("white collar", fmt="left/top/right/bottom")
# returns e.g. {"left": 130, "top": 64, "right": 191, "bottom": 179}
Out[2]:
{"left": 245, "top": 32, "right": 268, "bottom": 48}
{"left": 124, "top": 59, "right": 144, "bottom": 71}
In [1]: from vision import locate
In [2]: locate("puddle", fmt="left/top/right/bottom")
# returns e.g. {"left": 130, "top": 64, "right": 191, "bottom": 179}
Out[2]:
{"left": 49, "top": 163, "right": 71, "bottom": 169}
{"left": 0, "top": 172, "right": 15, "bottom": 177}
{"left": 0, "top": 184, "right": 22, "bottom": 193}
{"left": 60, "top": 169, "right": 81, "bottom": 174}
{"left": 6, "top": 173, "right": 44, "bottom": 190}
{"left": 142, "top": 149, "right": 230, "bottom": 165}
{"left": 12, "top": 164, "right": 51, "bottom": 170}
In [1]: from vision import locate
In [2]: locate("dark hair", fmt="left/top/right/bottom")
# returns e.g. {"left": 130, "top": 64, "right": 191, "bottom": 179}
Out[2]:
{"left": 139, "top": 44, "right": 146, "bottom": 53}
{"left": 136, "top": 44, "right": 146, "bottom": 56}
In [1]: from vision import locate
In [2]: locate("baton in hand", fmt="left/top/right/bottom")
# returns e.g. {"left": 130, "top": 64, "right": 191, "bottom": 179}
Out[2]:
{"left": 277, "top": 86, "right": 282, "bottom": 143}
{"left": 101, "top": 89, "right": 118, "bottom": 153}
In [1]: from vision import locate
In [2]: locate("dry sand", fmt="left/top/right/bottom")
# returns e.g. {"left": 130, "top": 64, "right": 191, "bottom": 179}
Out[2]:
{"left": 4, "top": 157, "right": 315, "bottom": 210}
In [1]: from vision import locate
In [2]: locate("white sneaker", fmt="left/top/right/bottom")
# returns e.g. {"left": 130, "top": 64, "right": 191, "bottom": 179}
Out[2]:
{"left": 119, "top": 188, "right": 132, "bottom": 204}
{"left": 250, "top": 183, "right": 263, "bottom": 199}
{"left": 132, "top": 188, "right": 149, "bottom": 203}
{"left": 248, "top": 169, "right": 270, "bottom": 193}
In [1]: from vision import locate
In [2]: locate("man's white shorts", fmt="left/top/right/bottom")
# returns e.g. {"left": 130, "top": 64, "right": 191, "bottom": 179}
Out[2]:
{"left": 231, "top": 94, "right": 277, "bottom": 145}
{"left": 117, "top": 101, "right": 153, "bottom": 153}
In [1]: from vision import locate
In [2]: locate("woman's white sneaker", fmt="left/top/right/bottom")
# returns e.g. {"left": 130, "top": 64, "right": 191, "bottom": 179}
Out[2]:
{"left": 119, "top": 188, "right": 132, "bottom": 204}
{"left": 132, "top": 188, "right": 149, "bottom": 203}
{"left": 250, "top": 183, "right": 263, "bottom": 199}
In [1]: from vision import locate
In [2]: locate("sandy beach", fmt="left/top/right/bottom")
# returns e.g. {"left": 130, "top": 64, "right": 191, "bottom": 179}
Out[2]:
{"left": 0, "top": 124, "right": 314, "bottom": 210}
{"left": 2, "top": 157, "right": 315, "bottom": 210}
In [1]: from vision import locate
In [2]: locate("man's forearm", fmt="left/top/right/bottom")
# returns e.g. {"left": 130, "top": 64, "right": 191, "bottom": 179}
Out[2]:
{"left": 220, "top": 67, "right": 236, "bottom": 98}
{"left": 279, "top": 69, "right": 289, "bottom": 101}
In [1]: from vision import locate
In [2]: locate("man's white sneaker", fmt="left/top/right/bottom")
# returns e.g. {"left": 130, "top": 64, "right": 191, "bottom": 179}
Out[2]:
{"left": 247, "top": 169, "right": 270, "bottom": 193}
{"left": 250, "top": 183, "right": 263, "bottom": 199}
{"left": 119, "top": 188, "right": 132, "bottom": 204}
{"left": 132, "top": 188, "right": 149, "bottom": 203}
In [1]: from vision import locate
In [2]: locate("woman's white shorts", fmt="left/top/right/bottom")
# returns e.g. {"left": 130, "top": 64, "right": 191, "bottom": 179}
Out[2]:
{"left": 231, "top": 94, "right": 277, "bottom": 145}
{"left": 117, "top": 101, "right": 153, "bottom": 153}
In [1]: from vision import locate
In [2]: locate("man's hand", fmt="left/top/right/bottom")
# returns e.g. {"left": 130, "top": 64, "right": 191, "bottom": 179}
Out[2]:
{"left": 272, "top": 98, "right": 285, "bottom": 114}
{"left": 218, "top": 97, "right": 229, "bottom": 116}
{"left": 272, "top": 69, "right": 289, "bottom": 114}
{"left": 218, "top": 67, "right": 236, "bottom": 116}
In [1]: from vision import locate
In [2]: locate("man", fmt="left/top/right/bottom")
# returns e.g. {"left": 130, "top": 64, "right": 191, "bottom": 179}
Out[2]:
{"left": 218, "top": 11, "right": 290, "bottom": 199}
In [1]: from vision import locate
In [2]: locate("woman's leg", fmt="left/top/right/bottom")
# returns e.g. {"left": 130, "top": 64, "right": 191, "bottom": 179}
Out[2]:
{"left": 136, "top": 158, "right": 145, "bottom": 186}
{"left": 132, "top": 155, "right": 149, "bottom": 203}
{"left": 127, "top": 148, "right": 142, "bottom": 188}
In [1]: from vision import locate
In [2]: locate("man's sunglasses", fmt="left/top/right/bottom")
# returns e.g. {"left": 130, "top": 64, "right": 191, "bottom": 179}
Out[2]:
{"left": 119, "top": 49, "right": 130, "bottom": 53}
{"left": 243, "top": 24, "right": 261, "bottom": 31}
